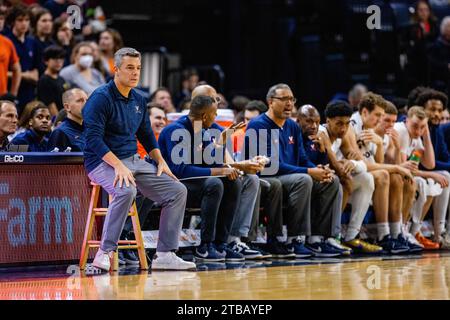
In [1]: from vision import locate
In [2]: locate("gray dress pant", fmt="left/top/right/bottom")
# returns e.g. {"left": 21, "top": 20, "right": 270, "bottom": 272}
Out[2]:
{"left": 88, "top": 154, "right": 187, "bottom": 252}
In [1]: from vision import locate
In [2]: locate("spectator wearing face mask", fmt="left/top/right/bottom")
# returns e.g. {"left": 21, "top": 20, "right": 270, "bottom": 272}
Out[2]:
{"left": 60, "top": 41, "right": 105, "bottom": 96}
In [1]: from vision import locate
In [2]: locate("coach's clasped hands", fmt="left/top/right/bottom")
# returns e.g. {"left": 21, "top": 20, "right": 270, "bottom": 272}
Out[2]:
{"left": 222, "top": 155, "right": 270, "bottom": 180}
{"left": 308, "top": 164, "right": 335, "bottom": 184}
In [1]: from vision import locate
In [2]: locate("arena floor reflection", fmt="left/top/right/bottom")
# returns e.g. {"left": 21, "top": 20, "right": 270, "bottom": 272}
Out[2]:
{"left": 1, "top": 253, "right": 450, "bottom": 300}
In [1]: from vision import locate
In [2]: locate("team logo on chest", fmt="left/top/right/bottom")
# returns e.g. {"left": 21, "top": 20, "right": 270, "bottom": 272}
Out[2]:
{"left": 364, "top": 151, "right": 372, "bottom": 159}
{"left": 288, "top": 136, "right": 294, "bottom": 144}
{"left": 135, "top": 105, "right": 141, "bottom": 114}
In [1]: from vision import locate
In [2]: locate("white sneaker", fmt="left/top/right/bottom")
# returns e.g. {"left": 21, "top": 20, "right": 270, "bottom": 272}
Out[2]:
{"left": 230, "top": 241, "right": 263, "bottom": 259}
{"left": 93, "top": 249, "right": 113, "bottom": 271}
{"left": 404, "top": 232, "right": 424, "bottom": 248}
{"left": 151, "top": 252, "right": 197, "bottom": 271}
{"left": 326, "top": 237, "right": 352, "bottom": 255}
{"left": 438, "top": 233, "right": 450, "bottom": 250}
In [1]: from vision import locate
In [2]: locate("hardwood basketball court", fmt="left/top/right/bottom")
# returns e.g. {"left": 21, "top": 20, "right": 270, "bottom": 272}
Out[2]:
{"left": 1, "top": 253, "right": 449, "bottom": 300}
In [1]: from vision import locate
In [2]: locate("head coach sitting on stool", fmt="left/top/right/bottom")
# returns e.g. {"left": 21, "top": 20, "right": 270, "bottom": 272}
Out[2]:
{"left": 82, "top": 47, "right": 195, "bottom": 271}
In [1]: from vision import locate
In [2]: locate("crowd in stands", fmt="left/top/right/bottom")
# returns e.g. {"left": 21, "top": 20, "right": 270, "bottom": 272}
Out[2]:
{"left": 0, "top": 0, "right": 115, "bottom": 113}
{"left": 1, "top": 1, "right": 450, "bottom": 266}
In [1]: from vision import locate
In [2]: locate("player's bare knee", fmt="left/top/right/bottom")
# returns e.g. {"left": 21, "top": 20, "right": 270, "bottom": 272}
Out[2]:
{"left": 390, "top": 173, "right": 404, "bottom": 190}
{"left": 373, "top": 170, "right": 390, "bottom": 188}
{"left": 404, "top": 178, "right": 416, "bottom": 195}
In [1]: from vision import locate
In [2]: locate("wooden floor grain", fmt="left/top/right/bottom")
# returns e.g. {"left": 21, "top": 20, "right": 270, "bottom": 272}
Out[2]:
{"left": 1, "top": 253, "right": 450, "bottom": 300}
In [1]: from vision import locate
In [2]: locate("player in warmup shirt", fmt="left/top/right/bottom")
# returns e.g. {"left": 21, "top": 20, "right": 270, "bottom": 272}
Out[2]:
{"left": 298, "top": 104, "right": 354, "bottom": 255}
{"left": 415, "top": 89, "right": 450, "bottom": 249}
{"left": 245, "top": 83, "right": 343, "bottom": 258}
{"left": 47, "top": 88, "right": 87, "bottom": 152}
{"left": 318, "top": 101, "right": 382, "bottom": 254}
{"left": 82, "top": 47, "right": 195, "bottom": 271}
{"left": 374, "top": 102, "right": 423, "bottom": 252}
{"left": 442, "top": 123, "right": 450, "bottom": 158}
{"left": 394, "top": 107, "right": 443, "bottom": 249}
{"left": 348, "top": 93, "right": 412, "bottom": 253}
{"left": 11, "top": 104, "right": 51, "bottom": 152}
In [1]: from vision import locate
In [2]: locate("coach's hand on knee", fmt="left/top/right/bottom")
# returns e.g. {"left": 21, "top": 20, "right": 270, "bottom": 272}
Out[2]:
{"left": 157, "top": 160, "right": 179, "bottom": 181}
{"left": 113, "top": 164, "right": 136, "bottom": 188}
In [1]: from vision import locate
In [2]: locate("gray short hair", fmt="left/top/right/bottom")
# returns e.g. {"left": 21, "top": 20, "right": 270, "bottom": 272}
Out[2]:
{"left": 266, "top": 83, "right": 292, "bottom": 102}
{"left": 114, "top": 47, "right": 141, "bottom": 68}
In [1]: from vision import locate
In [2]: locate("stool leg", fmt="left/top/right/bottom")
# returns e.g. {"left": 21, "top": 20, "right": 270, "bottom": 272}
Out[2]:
{"left": 79, "top": 185, "right": 100, "bottom": 270}
{"left": 111, "top": 251, "right": 119, "bottom": 271}
{"left": 130, "top": 202, "right": 149, "bottom": 270}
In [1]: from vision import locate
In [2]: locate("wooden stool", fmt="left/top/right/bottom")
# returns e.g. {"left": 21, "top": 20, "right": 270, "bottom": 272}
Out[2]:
{"left": 79, "top": 182, "right": 149, "bottom": 271}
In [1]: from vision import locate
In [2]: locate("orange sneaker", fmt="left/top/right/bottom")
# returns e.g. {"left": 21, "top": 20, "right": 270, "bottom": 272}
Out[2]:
{"left": 415, "top": 233, "right": 440, "bottom": 250}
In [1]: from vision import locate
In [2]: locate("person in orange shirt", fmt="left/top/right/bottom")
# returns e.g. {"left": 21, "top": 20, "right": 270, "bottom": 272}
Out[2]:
{"left": 0, "top": 34, "right": 21, "bottom": 99}
{"left": 137, "top": 102, "right": 167, "bottom": 158}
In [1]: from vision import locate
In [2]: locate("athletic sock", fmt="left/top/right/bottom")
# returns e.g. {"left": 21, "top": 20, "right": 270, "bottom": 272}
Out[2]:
{"left": 156, "top": 251, "right": 170, "bottom": 258}
{"left": 410, "top": 221, "right": 422, "bottom": 236}
{"left": 390, "top": 222, "right": 402, "bottom": 239}
{"left": 344, "top": 229, "right": 359, "bottom": 242}
{"left": 377, "top": 222, "right": 390, "bottom": 241}
{"left": 308, "top": 235, "right": 323, "bottom": 244}
{"left": 286, "top": 236, "right": 297, "bottom": 245}
{"left": 227, "top": 236, "right": 240, "bottom": 244}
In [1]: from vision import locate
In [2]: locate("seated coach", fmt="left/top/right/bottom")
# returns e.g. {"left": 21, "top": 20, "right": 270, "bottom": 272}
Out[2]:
{"left": 159, "top": 92, "right": 262, "bottom": 262}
